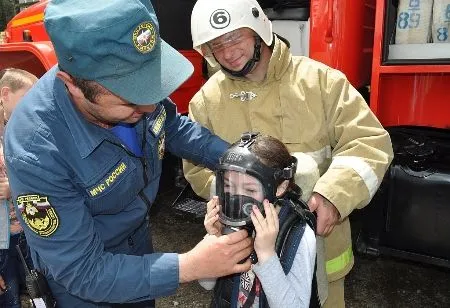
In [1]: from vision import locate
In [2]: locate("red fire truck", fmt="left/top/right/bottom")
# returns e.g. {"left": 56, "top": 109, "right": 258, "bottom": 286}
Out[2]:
{"left": 1, "top": 0, "right": 449, "bottom": 268}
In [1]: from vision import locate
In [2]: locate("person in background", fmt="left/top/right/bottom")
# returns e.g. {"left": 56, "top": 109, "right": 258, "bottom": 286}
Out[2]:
{"left": 0, "top": 68, "right": 38, "bottom": 308}
{"left": 184, "top": 0, "right": 394, "bottom": 306}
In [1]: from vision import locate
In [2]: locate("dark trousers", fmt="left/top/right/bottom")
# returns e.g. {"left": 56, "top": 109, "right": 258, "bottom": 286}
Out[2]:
{"left": 0, "top": 232, "right": 32, "bottom": 308}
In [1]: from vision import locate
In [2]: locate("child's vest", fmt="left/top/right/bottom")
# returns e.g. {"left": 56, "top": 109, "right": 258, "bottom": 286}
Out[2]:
{"left": 211, "top": 194, "right": 320, "bottom": 308}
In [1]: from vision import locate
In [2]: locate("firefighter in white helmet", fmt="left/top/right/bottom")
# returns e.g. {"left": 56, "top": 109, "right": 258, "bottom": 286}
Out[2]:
{"left": 191, "top": 0, "right": 273, "bottom": 77}
{"left": 183, "top": 0, "right": 394, "bottom": 307}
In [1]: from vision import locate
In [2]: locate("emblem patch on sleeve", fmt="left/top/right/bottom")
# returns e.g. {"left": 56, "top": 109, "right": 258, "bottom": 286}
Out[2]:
{"left": 17, "top": 195, "right": 59, "bottom": 237}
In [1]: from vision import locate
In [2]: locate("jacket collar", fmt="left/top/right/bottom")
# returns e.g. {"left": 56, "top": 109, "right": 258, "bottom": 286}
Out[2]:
{"left": 266, "top": 34, "right": 292, "bottom": 82}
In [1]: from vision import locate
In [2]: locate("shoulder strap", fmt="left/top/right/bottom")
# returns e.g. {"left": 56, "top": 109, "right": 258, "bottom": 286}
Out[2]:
{"left": 241, "top": 277, "right": 259, "bottom": 308}
{"left": 284, "top": 190, "right": 317, "bottom": 233}
{"left": 278, "top": 212, "right": 306, "bottom": 274}
{"left": 260, "top": 198, "right": 320, "bottom": 308}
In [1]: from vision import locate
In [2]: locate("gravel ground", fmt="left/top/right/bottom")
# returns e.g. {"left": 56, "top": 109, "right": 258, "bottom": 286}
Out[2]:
{"left": 18, "top": 186, "right": 450, "bottom": 307}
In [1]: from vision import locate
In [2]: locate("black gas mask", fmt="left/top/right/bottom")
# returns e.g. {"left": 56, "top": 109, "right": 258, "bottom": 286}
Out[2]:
{"left": 216, "top": 132, "right": 297, "bottom": 235}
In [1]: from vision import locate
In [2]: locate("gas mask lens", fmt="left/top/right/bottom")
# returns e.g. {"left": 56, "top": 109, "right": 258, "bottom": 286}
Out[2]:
{"left": 217, "top": 170, "right": 265, "bottom": 227}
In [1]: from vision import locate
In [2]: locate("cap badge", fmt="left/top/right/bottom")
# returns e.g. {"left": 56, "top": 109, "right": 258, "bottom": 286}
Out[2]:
{"left": 133, "top": 21, "right": 157, "bottom": 54}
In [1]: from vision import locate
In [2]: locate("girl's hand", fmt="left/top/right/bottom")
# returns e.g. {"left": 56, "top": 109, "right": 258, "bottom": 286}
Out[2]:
{"left": 251, "top": 200, "right": 279, "bottom": 264}
{"left": 204, "top": 196, "right": 223, "bottom": 236}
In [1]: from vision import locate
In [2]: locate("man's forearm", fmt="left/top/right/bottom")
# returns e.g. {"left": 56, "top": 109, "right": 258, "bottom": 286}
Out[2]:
{"left": 178, "top": 252, "right": 198, "bottom": 283}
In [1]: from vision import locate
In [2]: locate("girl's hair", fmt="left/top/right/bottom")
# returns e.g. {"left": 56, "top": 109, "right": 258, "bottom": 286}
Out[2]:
{"left": 0, "top": 68, "right": 38, "bottom": 92}
{"left": 249, "top": 134, "right": 295, "bottom": 186}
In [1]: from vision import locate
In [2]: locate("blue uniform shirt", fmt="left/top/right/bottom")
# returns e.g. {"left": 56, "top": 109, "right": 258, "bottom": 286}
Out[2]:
{"left": 4, "top": 66, "right": 228, "bottom": 305}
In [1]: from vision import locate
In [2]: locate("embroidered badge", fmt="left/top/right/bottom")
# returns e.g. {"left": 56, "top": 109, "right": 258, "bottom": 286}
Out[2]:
{"left": 132, "top": 21, "right": 157, "bottom": 54}
{"left": 158, "top": 132, "right": 165, "bottom": 160}
{"left": 87, "top": 160, "right": 131, "bottom": 198}
{"left": 17, "top": 195, "right": 59, "bottom": 237}
{"left": 230, "top": 91, "right": 257, "bottom": 102}
{"left": 151, "top": 107, "right": 166, "bottom": 136}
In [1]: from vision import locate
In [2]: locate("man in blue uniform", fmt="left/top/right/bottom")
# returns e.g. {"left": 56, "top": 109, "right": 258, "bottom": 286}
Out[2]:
{"left": 3, "top": 0, "right": 253, "bottom": 307}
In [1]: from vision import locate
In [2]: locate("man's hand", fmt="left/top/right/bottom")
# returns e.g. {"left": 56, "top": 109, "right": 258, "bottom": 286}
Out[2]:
{"left": 179, "top": 229, "right": 252, "bottom": 282}
{"left": 0, "top": 177, "right": 11, "bottom": 200}
{"left": 308, "top": 192, "right": 340, "bottom": 236}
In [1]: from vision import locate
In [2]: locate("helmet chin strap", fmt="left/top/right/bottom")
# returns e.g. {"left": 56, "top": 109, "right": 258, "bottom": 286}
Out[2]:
{"left": 219, "top": 36, "right": 262, "bottom": 77}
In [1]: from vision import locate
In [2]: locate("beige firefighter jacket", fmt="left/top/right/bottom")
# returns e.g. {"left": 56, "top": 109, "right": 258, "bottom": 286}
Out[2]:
{"left": 183, "top": 36, "right": 394, "bottom": 281}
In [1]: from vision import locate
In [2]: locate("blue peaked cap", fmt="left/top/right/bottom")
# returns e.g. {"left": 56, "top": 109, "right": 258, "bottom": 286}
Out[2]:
{"left": 44, "top": 0, "right": 193, "bottom": 105}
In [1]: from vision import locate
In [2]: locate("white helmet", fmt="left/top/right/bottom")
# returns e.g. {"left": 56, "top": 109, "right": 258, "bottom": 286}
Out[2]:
{"left": 191, "top": 0, "right": 273, "bottom": 56}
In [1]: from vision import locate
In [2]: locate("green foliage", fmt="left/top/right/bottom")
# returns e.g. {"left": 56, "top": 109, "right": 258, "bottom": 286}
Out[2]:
{"left": 0, "top": 0, "right": 17, "bottom": 32}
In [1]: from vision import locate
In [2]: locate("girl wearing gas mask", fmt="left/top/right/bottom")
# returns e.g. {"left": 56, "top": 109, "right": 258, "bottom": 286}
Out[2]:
{"left": 201, "top": 133, "right": 321, "bottom": 308}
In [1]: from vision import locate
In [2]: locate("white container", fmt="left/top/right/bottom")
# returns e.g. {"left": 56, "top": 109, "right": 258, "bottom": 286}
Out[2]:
{"left": 271, "top": 19, "right": 310, "bottom": 56}
{"left": 395, "top": 0, "right": 433, "bottom": 44}
{"left": 432, "top": 0, "right": 450, "bottom": 43}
